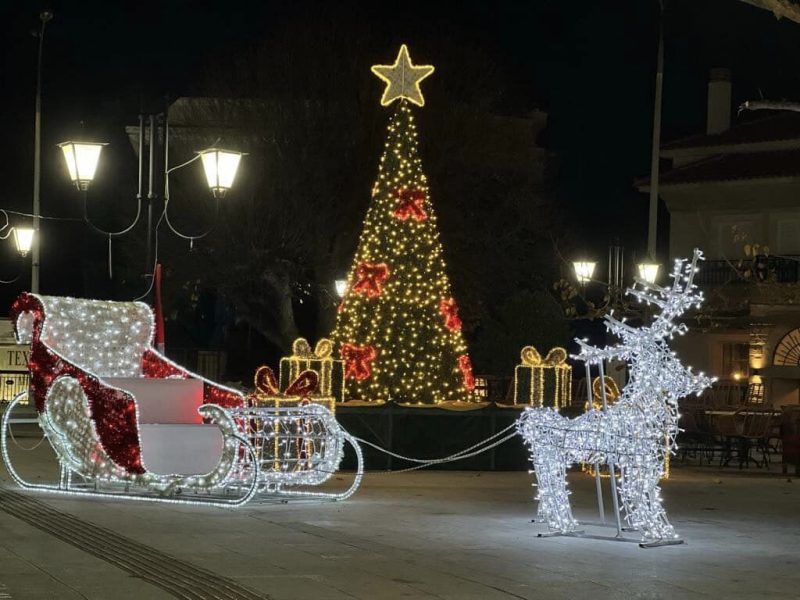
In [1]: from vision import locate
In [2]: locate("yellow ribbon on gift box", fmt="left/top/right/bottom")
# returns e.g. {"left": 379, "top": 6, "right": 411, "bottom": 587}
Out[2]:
{"left": 520, "top": 346, "right": 567, "bottom": 367}
{"left": 291, "top": 337, "right": 333, "bottom": 359}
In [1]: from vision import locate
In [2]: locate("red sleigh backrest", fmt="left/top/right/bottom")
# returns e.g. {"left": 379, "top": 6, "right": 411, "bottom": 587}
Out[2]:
{"left": 12, "top": 293, "right": 153, "bottom": 378}
{"left": 10, "top": 292, "right": 245, "bottom": 417}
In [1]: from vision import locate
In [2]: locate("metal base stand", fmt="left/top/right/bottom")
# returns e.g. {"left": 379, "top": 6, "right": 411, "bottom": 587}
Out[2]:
{"left": 639, "top": 538, "right": 685, "bottom": 549}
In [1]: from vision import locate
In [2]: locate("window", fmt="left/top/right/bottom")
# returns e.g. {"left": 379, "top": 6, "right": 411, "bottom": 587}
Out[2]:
{"left": 774, "top": 328, "right": 800, "bottom": 366}
{"left": 777, "top": 219, "right": 800, "bottom": 255}
{"left": 721, "top": 342, "right": 749, "bottom": 381}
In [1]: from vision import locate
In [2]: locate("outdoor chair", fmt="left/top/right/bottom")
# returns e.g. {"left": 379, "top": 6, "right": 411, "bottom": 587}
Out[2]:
{"left": 714, "top": 411, "right": 744, "bottom": 467}
{"left": 738, "top": 410, "right": 776, "bottom": 468}
{"left": 678, "top": 408, "right": 715, "bottom": 465}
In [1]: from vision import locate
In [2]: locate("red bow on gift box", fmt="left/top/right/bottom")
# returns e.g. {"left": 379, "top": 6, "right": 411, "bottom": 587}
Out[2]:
{"left": 393, "top": 188, "right": 428, "bottom": 222}
{"left": 340, "top": 343, "right": 378, "bottom": 381}
{"left": 250, "top": 365, "right": 318, "bottom": 404}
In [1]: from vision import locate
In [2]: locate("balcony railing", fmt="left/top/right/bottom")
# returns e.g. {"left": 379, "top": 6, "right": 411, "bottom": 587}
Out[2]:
{"left": 694, "top": 256, "right": 800, "bottom": 286}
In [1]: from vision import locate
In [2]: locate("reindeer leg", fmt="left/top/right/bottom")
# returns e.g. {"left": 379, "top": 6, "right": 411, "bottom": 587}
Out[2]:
{"left": 620, "top": 460, "right": 678, "bottom": 543}
{"left": 638, "top": 471, "right": 683, "bottom": 547}
{"left": 532, "top": 450, "right": 578, "bottom": 533}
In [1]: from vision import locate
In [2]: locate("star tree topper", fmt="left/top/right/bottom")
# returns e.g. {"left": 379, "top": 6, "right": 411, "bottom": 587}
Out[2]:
{"left": 371, "top": 44, "right": 435, "bottom": 107}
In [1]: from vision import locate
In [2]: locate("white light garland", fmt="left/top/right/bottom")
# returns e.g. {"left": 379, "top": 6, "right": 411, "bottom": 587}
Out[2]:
{"left": 31, "top": 296, "right": 153, "bottom": 377}
{"left": 230, "top": 404, "right": 363, "bottom": 498}
{"left": 517, "top": 249, "right": 713, "bottom": 543}
{"left": 41, "top": 376, "right": 132, "bottom": 482}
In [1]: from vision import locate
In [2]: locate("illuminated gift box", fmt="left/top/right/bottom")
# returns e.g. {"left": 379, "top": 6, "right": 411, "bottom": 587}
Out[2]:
{"left": 279, "top": 338, "right": 344, "bottom": 405}
{"left": 513, "top": 346, "right": 571, "bottom": 408}
{"left": 587, "top": 375, "right": 620, "bottom": 410}
{"left": 247, "top": 365, "right": 333, "bottom": 473}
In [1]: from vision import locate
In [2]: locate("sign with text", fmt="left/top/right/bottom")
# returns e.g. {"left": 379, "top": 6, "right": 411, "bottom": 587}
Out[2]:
{"left": 0, "top": 345, "right": 30, "bottom": 372}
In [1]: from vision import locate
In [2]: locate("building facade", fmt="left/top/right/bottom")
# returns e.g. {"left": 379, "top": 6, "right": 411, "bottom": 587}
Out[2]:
{"left": 638, "top": 69, "right": 800, "bottom": 407}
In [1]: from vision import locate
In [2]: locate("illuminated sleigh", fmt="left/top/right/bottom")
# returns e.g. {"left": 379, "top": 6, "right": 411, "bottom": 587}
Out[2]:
{"left": 2, "top": 293, "right": 362, "bottom": 506}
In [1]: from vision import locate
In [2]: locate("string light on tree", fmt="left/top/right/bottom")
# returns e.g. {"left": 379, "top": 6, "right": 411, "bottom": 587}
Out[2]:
{"left": 332, "top": 46, "right": 475, "bottom": 404}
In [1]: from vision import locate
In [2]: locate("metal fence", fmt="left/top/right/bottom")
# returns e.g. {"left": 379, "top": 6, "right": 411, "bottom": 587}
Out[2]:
{"left": 163, "top": 349, "right": 227, "bottom": 382}
{"left": 473, "top": 375, "right": 512, "bottom": 403}
{"left": 695, "top": 256, "right": 800, "bottom": 286}
{"left": 0, "top": 372, "right": 29, "bottom": 402}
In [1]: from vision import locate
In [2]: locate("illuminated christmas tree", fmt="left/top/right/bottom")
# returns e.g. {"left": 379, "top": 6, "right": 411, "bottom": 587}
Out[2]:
{"left": 332, "top": 45, "right": 475, "bottom": 405}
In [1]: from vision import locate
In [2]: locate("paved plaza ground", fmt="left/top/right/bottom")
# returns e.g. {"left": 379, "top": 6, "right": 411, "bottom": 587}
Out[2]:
{"left": 0, "top": 431, "right": 798, "bottom": 599}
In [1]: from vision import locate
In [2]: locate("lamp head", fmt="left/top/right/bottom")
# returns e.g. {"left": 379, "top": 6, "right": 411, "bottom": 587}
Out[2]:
{"left": 335, "top": 279, "right": 348, "bottom": 298}
{"left": 58, "top": 141, "right": 106, "bottom": 191}
{"left": 197, "top": 148, "right": 245, "bottom": 198}
{"left": 637, "top": 261, "right": 661, "bottom": 285}
{"left": 12, "top": 227, "right": 34, "bottom": 257}
{"left": 572, "top": 260, "right": 596, "bottom": 285}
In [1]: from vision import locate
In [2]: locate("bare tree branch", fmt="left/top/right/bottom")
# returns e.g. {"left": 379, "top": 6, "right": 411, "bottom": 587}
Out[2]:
{"left": 738, "top": 99, "right": 800, "bottom": 114}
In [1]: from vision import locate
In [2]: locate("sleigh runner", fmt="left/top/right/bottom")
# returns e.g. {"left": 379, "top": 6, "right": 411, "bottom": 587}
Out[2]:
{"left": 2, "top": 293, "right": 362, "bottom": 506}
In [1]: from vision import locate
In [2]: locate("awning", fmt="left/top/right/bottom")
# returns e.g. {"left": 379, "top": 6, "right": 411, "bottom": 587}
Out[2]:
{"left": 738, "top": 0, "right": 800, "bottom": 23}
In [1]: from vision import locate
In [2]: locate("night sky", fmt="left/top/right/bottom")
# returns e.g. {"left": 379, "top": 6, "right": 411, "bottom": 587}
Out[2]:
{"left": 3, "top": 0, "right": 800, "bottom": 309}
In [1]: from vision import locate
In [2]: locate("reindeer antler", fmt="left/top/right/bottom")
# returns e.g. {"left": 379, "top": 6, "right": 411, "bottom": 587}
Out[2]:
{"left": 576, "top": 249, "right": 705, "bottom": 364}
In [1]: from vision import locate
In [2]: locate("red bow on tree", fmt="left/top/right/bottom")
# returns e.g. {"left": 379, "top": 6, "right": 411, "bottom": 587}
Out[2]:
{"left": 352, "top": 262, "right": 390, "bottom": 298}
{"left": 393, "top": 188, "right": 428, "bottom": 222}
{"left": 341, "top": 343, "right": 378, "bottom": 381}
{"left": 439, "top": 297, "right": 462, "bottom": 331}
{"left": 458, "top": 354, "right": 476, "bottom": 391}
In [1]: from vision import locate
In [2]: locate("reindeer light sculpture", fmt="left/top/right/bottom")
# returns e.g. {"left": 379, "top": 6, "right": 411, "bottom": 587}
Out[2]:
{"left": 517, "top": 249, "right": 713, "bottom": 547}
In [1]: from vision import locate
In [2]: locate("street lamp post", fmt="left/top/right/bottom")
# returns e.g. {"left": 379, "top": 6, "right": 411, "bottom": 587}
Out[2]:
{"left": 56, "top": 119, "right": 244, "bottom": 296}
{"left": 31, "top": 9, "right": 53, "bottom": 293}
{"left": 146, "top": 114, "right": 157, "bottom": 280}
{"left": 646, "top": 0, "right": 665, "bottom": 264}
{"left": 24, "top": 11, "right": 245, "bottom": 299}
{"left": 571, "top": 245, "right": 662, "bottom": 305}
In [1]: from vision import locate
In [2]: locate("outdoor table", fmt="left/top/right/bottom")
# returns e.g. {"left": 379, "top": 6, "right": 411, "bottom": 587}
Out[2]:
{"left": 702, "top": 409, "right": 781, "bottom": 469}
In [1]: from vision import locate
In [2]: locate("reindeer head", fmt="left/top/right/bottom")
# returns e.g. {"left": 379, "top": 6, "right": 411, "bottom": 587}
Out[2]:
{"left": 575, "top": 249, "right": 714, "bottom": 407}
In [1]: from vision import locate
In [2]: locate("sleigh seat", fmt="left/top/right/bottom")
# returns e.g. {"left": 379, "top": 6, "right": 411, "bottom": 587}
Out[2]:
{"left": 104, "top": 377, "right": 223, "bottom": 475}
